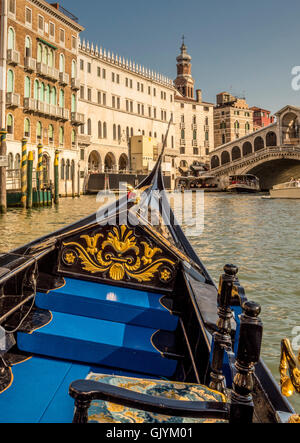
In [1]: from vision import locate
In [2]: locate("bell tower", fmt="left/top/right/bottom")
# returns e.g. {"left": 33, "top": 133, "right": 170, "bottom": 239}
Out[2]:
{"left": 174, "top": 36, "right": 195, "bottom": 99}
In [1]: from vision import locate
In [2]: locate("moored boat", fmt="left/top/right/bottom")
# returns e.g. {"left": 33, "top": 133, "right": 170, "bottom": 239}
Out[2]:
{"left": 0, "top": 129, "right": 296, "bottom": 423}
{"left": 227, "top": 174, "right": 260, "bottom": 193}
{"left": 270, "top": 180, "right": 300, "bottom": 199}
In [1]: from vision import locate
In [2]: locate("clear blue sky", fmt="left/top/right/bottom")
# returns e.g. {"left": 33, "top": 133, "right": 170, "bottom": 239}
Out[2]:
{"left": 60, "top": 0, "right": 300, "bottom": 113}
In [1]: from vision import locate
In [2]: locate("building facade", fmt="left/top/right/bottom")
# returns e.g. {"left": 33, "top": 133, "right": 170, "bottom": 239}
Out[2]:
{"left": 251, "top": 106, "right": 275, "bottom": 131}
{"left": 174, "top": 41, "right": 214, "bottom": 170}
{"left": 214, "top": 92, "right": 254, "bottom": 149}
{"left": 0, "top": 0, "right": 83, "bottom": 195}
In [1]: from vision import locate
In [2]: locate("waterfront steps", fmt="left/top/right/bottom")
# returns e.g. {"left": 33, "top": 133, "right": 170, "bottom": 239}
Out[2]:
{"left": 35, "top": 278, "right": 178, "bottom": 331}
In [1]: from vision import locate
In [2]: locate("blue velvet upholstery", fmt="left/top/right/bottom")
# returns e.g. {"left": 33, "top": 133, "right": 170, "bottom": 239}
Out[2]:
{"left": 86, "top": 373, "right": 226, "bottom": 423}
{"left": 36, "top": 278, "right": 178, "bottom": 331}
{"left": 17, "top": 312, "right": 177, "bottom": 377}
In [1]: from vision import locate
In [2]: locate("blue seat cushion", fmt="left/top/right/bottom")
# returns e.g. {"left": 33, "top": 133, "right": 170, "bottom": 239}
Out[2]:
{"left": 86, "top": 373, "right": 227, "bottom": 424}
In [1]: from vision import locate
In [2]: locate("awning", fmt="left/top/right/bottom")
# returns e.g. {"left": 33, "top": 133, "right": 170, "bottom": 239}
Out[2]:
{"left": 37, "top": 38, "right": 57, "bottom": 50}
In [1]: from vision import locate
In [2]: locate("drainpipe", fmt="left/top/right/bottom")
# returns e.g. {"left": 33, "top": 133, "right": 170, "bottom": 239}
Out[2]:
{"left": 0, "top": 0, "right": 7, "bottom": 213}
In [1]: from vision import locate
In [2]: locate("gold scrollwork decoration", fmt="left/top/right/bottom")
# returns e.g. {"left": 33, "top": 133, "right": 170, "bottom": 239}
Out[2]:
{"left": 62, "top": 225, "right": 176, "bottom": 284}
{"left": 280, "top": 339, "right": 300, "bottom": 397}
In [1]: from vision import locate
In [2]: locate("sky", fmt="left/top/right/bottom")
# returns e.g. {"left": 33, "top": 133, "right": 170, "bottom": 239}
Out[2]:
{"left": 59, "top": 0, "right": 300, "bottom": 114}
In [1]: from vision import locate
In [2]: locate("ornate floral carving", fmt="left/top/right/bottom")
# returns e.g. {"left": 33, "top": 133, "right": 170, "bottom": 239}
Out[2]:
{"left": 62, "top": 225, "right": 176, "bottom": 284}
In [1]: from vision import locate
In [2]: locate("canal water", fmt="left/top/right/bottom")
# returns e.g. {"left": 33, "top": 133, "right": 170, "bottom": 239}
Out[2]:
{"left": 0, "top": 192, "right": 299, "bottom": 412}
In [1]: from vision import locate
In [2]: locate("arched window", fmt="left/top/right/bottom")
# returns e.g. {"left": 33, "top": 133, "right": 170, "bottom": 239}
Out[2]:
{"left": 25, "top": 36, "right": 31, "bottom": 57}
{"left": 222, "top": 134, "right": 226, "bottom": 145}
{"left": 24, "top": 118, "right": 30, "bottom": 137}
{"left": 42, "top": 46, "right": 48, "bottom": 65}
{"left": 126, "top": 127, "right": 129, "bottom": 141}
{"left": 24, "top": 76, "right": 31, "bottom": 98}
{"left": 245, "top": 122, "right": 250, "bottom": 132}
{"left": 71, "top": 94, "right": 76, "bottom": 113}
{"left": 59, "top": 127, "right": 64, "bottom": 146}
{"left": 7, "top": 70, "right": 14, "bottom": 93}
{"left": 8, "top": 153, "right": 13, "bottom": 170}
{"left": 7, "top": 114, "right": 13, "bottom": 134}
{"left": 45, "top": 85, "right": 50, "bottom": 104}
{"left": 71, "top": 60, "right": 77, "bottom": 78}
{"left": 181, "top": 129, "right": 185, "bottom": 140}
{"left": 59, "top": 89, "right": 64, "bottom": 107}
{"left": 36, "top": 121, "right": 42, "bottom": 141}
{"left": 118, "top": 125, "right": 121, "bottom": 140}
{"left": 87, "top": 119, "right": 92, "bottom": 136}
{"left": 51, "top": 86, "right": 57, "bottom": 105}
{"left": 234, "top": 121, "right": 240, "bottom": 130}
{"left": 40, "top": 83, "right": 45, "bottom": 102}
{"left": 113, "top": 124, "right": 117, "bottom": 140}
{"left": 61, "top": 159, "right": 65, "bottom": 180}
{"left": 15, "top": 154, "right": 20, "bottom": 170}
{"left": 48, "top": 49, "right": 54, "bottom": 68}
{"left": 103, "top": 122, "right": 107, "bottom": 138}
{"left": 8, "top": 27, "right": 15, "bottom": 50}
{"left": 34, "top": 80, "right": 39, "bottom": 100}
{"left": 48, "top": 124, "right": 54, "bottom": 143}
{"left": 98, "top": 121, "right": 102, "bottom": 139}
{"left": 37, "top": 43, "right": 43, "bottom": 62}
{"left": 59, "top": 54, "right": 65, "bottom": 73}
{"left": 72, "top": 130, "right": 76, "bottom": 147}
{"left": 66, "top": 159, "right": 70, "bottom": 180}
{"left": 193, "top": 130, "right": 197, "bottom": 140}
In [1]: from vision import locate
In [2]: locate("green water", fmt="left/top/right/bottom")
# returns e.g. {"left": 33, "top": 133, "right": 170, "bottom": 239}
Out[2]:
{"left": 0, "top": 193, "right": 299, "bottom": 412}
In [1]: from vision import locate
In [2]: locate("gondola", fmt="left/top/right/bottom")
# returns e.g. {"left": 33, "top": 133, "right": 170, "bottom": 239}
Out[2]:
{"left": 0, "top": 127, "right": 296, "bottom": 424}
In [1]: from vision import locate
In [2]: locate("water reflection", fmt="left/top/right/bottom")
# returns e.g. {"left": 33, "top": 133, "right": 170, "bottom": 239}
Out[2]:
{"left": 0, "top": 192, "right": 299, "bottom": 410}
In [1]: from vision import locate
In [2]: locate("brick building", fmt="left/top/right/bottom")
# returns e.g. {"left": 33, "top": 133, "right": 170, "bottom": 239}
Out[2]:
{"left": 251, "top": 106, "right": 275, "bottom": 131}
{"left": 214, "top": 92, "right": 254, "bottom": 148}
{"left": 0, "top": 0, "right": 83, "bottom": 194}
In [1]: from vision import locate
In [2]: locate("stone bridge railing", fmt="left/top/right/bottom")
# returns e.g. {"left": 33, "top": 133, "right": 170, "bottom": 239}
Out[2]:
{"left": 210, "top": 146, "right": 300, "bottom": 176}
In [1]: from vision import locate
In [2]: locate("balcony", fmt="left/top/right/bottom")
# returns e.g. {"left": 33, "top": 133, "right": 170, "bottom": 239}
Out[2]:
{"left": 37, "top": 62, "right": 48, "bottom": 77}
{"left": 7, "top": 49, "right": 20, "bottom": 65}
{"left": 49, "top": 105, "right": 57, "bottom": 117}
{"left": 58, "top": 108, "right": 69, "bottom": 121}
{"left": 71, "top": 112, "right": 85, "bottom": 126}
{"left": 24, "top": 56, "right": 36, "bottom": 72}
{"left": 59, "top": 72, "right": 69, "bottom": 86}
{"left": 180, "top": 123, "right": 185, "bottom": 130}
{"left": 77, "top": 134, "right": 92, "bottom": 146}
{"left": 44, "top": 103, "right": 51, "bottom": 115}
{"left": 24, "top": 97, "right": 37, "bottom": 112}
{"left": 191, "top": 124, "right": 197, "bottom": 130}
{"left": 71, "top": 77, "right": 80, "bottom": 91}
{"left": 48, "top": 67, "right": 59, "bottom": 82}
{"left": 56, "top": 107, "right": 63, "bottom": 119}
{"left": 192, "top": 140, "right": 198, "bottom": 147}
{"left": 36, "top": 100, "right": 45, "bottom": 114}
{"left": 6, "top": 92, "right": 20, "bottom": 108}
{"left": 180, "top": 139, "right": 186, "bottom": 146}
{"left": 204, "top": 141, "right": 210, "bottom": 148}
{"left": 204, "top": 125, "right": 210, "bottom": 131}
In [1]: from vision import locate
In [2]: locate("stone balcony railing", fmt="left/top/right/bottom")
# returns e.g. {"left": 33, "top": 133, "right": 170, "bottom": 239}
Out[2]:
{"left": 24, "top": 56, "right": 36, "bottom": 72}
{"left": 7, "top": 49, "right": 20, "bottom": 65}
{"left": 6, "top": 92, "right": 20, "bottom": 108}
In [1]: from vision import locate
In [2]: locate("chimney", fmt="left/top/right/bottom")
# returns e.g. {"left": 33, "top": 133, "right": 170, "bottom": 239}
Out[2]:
{"left": 51, "top": 3, "right": 60, "bottom": 10}
{"left": 196, "top": 89, "right": 202, "bottom": 103}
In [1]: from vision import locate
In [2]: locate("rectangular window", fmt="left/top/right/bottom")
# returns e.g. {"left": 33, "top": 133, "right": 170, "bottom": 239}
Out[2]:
{"left": 141, "top": 84, "right": 144, "bottom": 93}
{"left": 153, "top": 88, "right": 156, "bottom": 97}
{"left": 80, "top": 59, "right": 84, "bottom": 71}
{"left": 38, "top": 15, "right": 44, "bottom": 33}
{"left": 137, "top": 82, "right": 140, "bottom": 91}
{"left": 97, "top": 91, "right": 101, "bottom": 104}
{"left": 97, "top": 67, "right": 101, "bottom": 77}
{"left": 116, "top": 74, "right": 120, "bottom": 84}
{"left": 153, "top": 108, "right": 157, "bottom": 118}
{"left": 112, "top": 96, "right": 116, "bottom": 108}
{"left": 72, "top": 36, "right": 77, "bottom": 50}
{"left": 137, "top": 104, "right": 140, "bottom": 114}
{"left": 148, "top": 107, "right": 151, "bottom": 117}
{"left": 130, "top": 101, "right": 133, "bottom": 113}
{"left": 8, "top": 0, "right": 16, "bottom": 14}
{"left": 25, "top": 7, "right": 32, "bottom": 25}
{"left": 102, "top": 69, "right": 106, "bottom": 79}
{"left": 49, "top": 22, "right": 55, "bottom": 38}
{"left": 80, "top": 86, "right": 85, "bottom": 100}
{"left": 60, "top": 29, "right": 65, "bottom": 44}
{"left": 117, "top": 97, "right": 120, "bottom": 109}
{"left": 126, "top": 100, "right": 129, "bottom": 112}
{"left": 112, "top": 72, "right": 115, "bottom": 82}
{"left": 80, "top": 149, "right": 85, "bottom": 161}
{"left": 103, "top": 93, "right": 106, "bottom": 105}
{"left": 87, "top": 63, "right": 91, "bottom": 74}
{"left": 148, "top": 86, "right": 151, "bottom": 95}
{"left": 130, "top": 79, "right": 133, "bottom": 88}
{"left": 87, "top": 88, "right": 92, "bottom": 101}
{"left": 125, "top": 78, "right": 129, "bottom": 87}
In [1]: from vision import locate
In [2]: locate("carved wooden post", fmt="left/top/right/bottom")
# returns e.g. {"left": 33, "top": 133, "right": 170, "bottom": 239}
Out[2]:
{"left": 72, "top": 398, "right": 91, "bottom": 424}
{"left": 209, "top": 264, "right": 237, "bottom": 393}
{"left": 230, "top": 301, "right": 263, "bottom": 423}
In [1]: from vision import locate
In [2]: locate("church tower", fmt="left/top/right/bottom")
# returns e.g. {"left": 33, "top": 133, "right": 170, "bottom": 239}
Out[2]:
{"left": 174, "top": 37, "right": 195, "bottom": 99}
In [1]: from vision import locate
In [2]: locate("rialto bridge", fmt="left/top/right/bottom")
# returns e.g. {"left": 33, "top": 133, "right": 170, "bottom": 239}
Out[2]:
{"left": 209, "top": 105, "right": 300, "bottom": 190}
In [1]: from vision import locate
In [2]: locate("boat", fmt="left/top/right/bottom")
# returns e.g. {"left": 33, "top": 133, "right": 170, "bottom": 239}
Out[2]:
{"left": 227, "top": 175, "right": 260, "bottom": 193}
{"left": 270, "top": 180, "right": 300, "bottom": 199}
{"left": 0, "top": 127, "right": 296, "bottom": 424}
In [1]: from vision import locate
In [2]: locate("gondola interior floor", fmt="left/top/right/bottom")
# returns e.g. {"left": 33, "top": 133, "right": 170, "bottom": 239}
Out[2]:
{"left": 0, "top": 280, "right": 180, "bottom": 422}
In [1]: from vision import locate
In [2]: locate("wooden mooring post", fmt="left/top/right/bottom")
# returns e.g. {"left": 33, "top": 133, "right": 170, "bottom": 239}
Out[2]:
{"left": 26, "top": 151, "right": 33, "bottom": 209}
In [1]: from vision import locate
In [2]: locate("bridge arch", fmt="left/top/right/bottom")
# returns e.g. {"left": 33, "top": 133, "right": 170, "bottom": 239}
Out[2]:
{"left": 118, "top": 153, "right": 129, "bottom": 172}
{"left": 231, "top": 146, "right": 241, "bottom": 161}
{"left": 88, "top": 150, "right": 102, "bottom": 173}
{"left": 266, "top": 131, "right": 277, "bottom": 147}
{"left": 104, "top": 152, "right": 116, "bottom": 172}
{"left": 211, "top": 155, "right": 220, "bottom": 169}
{"left": 221, "top": 151, "right": 230, "bottom": 165}
{"left": 242, "top": 142, "right": 253, "bottom": 157}
{"left": 254, "top": 136, "right": 264, "bottom": 152}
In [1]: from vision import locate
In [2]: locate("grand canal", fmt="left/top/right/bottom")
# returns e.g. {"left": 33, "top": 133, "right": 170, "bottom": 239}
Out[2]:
{"left": 0, "top": 192, "right": 299, "bottom": 411}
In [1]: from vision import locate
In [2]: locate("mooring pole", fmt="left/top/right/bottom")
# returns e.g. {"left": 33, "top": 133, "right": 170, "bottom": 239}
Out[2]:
{"left": 26, "top": 151, "right": 33, "bottom": 209}
{"left": 54, "top": 149, "right": 59, "bottom": 205}
{"left": 37, "top": 143, "right": 43, "bottom": 206}
{"left": 77, "top": 162, "right": 81, "bottom": 198}
{"left": 0, "top": 129, "right": 7, "bottom": 213}
{"left": 21, "top": 138, "right": 28, "bottom": 209}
